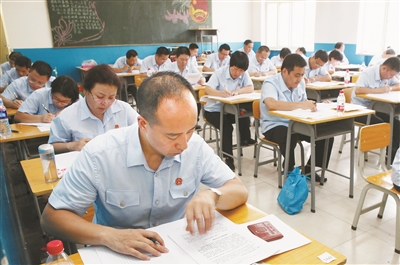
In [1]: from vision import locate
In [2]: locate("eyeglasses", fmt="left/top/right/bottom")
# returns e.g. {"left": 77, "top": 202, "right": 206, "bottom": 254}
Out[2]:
{"left": 28, "top": 76, "right": 46, "bottom": 87}
{"left": 89, "top": 92, "right": 116, "bottom": 105}
{"left": 52, "top": 96, "right": 71, "bottom": 106}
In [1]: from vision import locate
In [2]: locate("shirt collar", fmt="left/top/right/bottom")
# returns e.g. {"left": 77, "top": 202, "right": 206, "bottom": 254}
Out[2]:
{"left": 80, "top": 98, "right": 122, "bottom": 121}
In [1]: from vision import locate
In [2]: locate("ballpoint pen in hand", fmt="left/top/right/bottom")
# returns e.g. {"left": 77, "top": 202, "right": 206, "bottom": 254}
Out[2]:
{"left": 13, "top": 92, "right": 19, "bottom": 99}
{"left": 41, "top": 104, "right": 50, "bottom": 113}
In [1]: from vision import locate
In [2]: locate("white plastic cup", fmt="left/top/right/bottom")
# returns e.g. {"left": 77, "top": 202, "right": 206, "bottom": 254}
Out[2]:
{"left": 38, "top": 144, "right": 58, "bottom": 183}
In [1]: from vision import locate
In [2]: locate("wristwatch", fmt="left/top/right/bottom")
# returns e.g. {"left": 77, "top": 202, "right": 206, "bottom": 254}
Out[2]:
{"left": 209, "top": 188, "right": 222, "bottom": 206}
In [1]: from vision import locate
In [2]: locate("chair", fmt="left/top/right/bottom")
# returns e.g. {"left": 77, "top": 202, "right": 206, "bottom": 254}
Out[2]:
{"left": 338, "top": 87, "right": 365, "bottom": 153}
{"left": 351, "top": 123, "right": 400, "bottom": 254}
{"left": 198, "top": 89, "right": 220, "bottom": 155}
{"left": 252, "top": 100, "right": 305, "bottom": 188}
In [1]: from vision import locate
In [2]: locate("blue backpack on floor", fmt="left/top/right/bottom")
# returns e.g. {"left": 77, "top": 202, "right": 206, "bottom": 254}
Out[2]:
{"left": 277, "top": 167, "right": 309, "bottom": 215}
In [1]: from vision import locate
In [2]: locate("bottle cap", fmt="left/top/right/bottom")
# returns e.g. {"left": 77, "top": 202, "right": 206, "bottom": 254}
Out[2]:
{"left": 38, "top": 144, "right": 54, "bottom": 154}
{"left": 46, "top": 240, "right": 64, "bottom": 255}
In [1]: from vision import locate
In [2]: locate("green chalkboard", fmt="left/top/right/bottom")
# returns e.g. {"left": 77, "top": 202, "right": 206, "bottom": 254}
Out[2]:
{"left": 46, "top": 0, "right": 212, "bottom": 47}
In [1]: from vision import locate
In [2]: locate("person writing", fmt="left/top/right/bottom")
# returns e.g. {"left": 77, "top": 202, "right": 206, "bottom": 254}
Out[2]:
{"left": 40, "top": 71, "right": 248, "bottom": 260}
{"left": 304, "top": 50, "right": 331, "bottom": 83}
{"left": 270, "top": 47, "right": 291, "bottom": 70}
{"left": 260, "top": 54, "right": 333, "bottom": 182}
{"left": 237, "top": 39, "right": 255, "bottom": 59}
{"left": 248, "top": 45, "right": 277, "bottom": 77}
{"left": 0, "top": 55, "right": 31, "bottom": 92}
{"left": 48, "top": 64, "right": 139, "bottom": 153}
{"left": 202, "top": 43, "right": 231, "bottom": 72}
{"left": 204, "top": 51, "right": 256, "bottom": 170}
{"left": 14, "top": 76, "right": 81, "bottom": 123}
{"left": 351, "top": 57, "right": 400, "bottom": 163}
{"left": 139, "top": 46, "right": 171, "bottom": 74}
{"left": 0, "top": 51, "right": 21, "bottom": 75}
{"left": 112, "top": 49, "right": 142, "bottom": 73}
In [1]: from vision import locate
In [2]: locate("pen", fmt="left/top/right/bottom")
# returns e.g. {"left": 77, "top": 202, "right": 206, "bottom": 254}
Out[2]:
{"left": 13, "top": 92, "right": 19, "bottom": 99}
{"left": 11, "top": 129, "right": 19, "bottom": 133}
{"left": 41, "top": 104, "right": 50, "bottom": 113}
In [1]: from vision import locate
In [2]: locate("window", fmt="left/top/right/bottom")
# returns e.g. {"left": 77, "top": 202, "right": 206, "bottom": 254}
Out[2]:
{"left": 356, "top": 0, "right": 399, "bottom": 55}
{"left": 264, "top": 0, "right": 316, "bottom": 52}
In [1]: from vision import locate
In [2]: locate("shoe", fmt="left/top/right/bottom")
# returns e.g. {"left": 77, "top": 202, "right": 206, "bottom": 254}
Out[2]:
{"left": 195, "top": 124, "right": 202, "bottom": 130}
{"left": 225, "top": 158, "right": 235, "bottom": 171}
{"left": 241, "top": 138, "right": 256, "bottom": 146}
{"left": 304, "top": 166, "right": 327, "bottom": 183}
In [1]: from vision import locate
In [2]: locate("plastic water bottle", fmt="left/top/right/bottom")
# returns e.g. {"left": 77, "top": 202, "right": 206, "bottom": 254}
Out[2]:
{"left": 147, "top": 67, "right": 152, "bottom": 77}
{"left": 344, "top": 69, "right": 350, "bottom": 85}
{"left": 360, "top": 62, "right": 366, "bottom": 72}
{"left": 45, "top": 240, "right": 73, "bottom": 265}
{"left": 336, "top": 89, "right": 345, "bottom": 116}
{"left": 0, "top": 98, "right": 12, "bottom": 139}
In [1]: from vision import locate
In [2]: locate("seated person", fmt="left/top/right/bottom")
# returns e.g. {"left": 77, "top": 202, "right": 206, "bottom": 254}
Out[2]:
{"left": 392, "top": 147, "right": 400, "bottom": 192}
{"left": 0, "top": 61, "right": 52, "bottom": 109}
{"left": 304, "top": 50, "right": 331, "bottom": 83}
{"left": 368, "top": 48, "right": 396, "bottom": 67}
{"left": 14, "top": 76, "right": 81, "bottom": 123}
{"left": 260, "top": 54, "right": 333, "bottom": 182}
{"left": 270, "top": 47, "right": 291, "bottom": 70}
{"left": 324, "top": 50, "right": 344, "bottom": 75}
{"left": 237, "top": 39, "right": 255, "bottom": 59}
{"left": 48, "top": 64, "right": 139, "bottom": 154}
{"left": 330, "top": 42, "right": 349, "bottom": 64}
{"left": 248, "top": 45, "right": 277, "bottom": 77}
{"left": 112, "top": 49, "right": 142, "bottom": 73}
{"left": 0, "top": 55, "right": 31, "bottom": 92}
{"left": 188, "top": 43, "right": 199, "bottom": 67}
{"left": 40, "top": 71, "right": 248, "bottom": 261}
{"left": 1, "top": 51, "right": 21, "bottom": 75}
{"left": 139, "top": 46, "right": 171, "bottom": 74}
{"left": 202, "top": 43, "right": 231, "bottom": 72}
{"left": 351, "top": 57, "right": 400, "bottom": 163}
{"left": 204, "top": 51, "right": 255, "bottom": 171}
{"left": 296, "top": 47, "right": 307, "bottom": 60}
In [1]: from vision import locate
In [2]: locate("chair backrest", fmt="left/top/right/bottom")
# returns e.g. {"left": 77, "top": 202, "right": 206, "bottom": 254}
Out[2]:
{"left": 134, "top": 74, "right": 147, "bottom": 87}
{"left": 198, "top": 88, "right": 207, "bottom": 105}
{"left": 358, "top": 123, "right": 391, "bottom": 176}
{"left": 252, "top": 99, "right": 261, "bottom": 120}
{"left": 351, "top": 75, "right": 359, "bottom": 83}
{"left": 343, "top": 87, "right": 354, "bottom": 103}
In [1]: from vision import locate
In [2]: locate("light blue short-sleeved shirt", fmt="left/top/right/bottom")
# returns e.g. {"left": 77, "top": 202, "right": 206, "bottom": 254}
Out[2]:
{"left": 270, "top": 55, "right": 283, "bottom": 67}
{"left": 204, "top": 65, "right": 253, "bottom": 113}
{"left": 48, "top": 124, "right": 235, "bottom": 228}
{"left": 113, "top": 56, "right": 142, "bottom": 72}
{"left": 0, "top": 68, "right": 21, "bottom": 87}
{"left": 392, "top": 148, "right": 400, "bottom": 186}
{"left": 189, "top": 56, "right": 198, "bottom": 67}
{"left": 204, "top": 53, "right": 230, "bottom": 70}
{"left": 17, "top": 87, "right": 82, "bottom": 115}
{"left": 260, "top": 74, "right": 307, "bottom": 133}
{"left": 237, "top": 48, "right": 255, "bottom": 59}
{"left": 248, "top": 56, "right": 276, "bottom": 73}
{"left": 305, "top": 59, "right": 329, "bottom": 78}
{"left": 1, "top": 62, "right": 11, "bottom": 75}
{"left": 2, "top": 76, "right": 54, "bottom": 101}
{"left": 165, "top": 61, "right": 199, "bottom": 81}
{"left": 48, "top": 98, "right": 138, "bottom": 144}
{"left": 139, "top": 55, "right": 171, "bottom": 73}
{"left": 351, "top": 65, "right": 399, "bottom": 107}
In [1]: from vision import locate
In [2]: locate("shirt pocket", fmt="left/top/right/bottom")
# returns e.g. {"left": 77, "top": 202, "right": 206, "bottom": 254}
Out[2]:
{"left": 169, "top": 178, "right": 197, "bottom": 199}
{"left": 106, "top": 189, "right": 140, "bottom": 209}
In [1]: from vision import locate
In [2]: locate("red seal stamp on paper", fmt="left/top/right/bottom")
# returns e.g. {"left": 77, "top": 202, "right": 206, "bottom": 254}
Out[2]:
{"left": 175, "top": 178, "right": 183, "bottom": 185}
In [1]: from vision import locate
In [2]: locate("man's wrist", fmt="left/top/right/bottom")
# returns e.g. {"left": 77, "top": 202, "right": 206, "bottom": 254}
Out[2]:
{"left": 209, "top": 188, "right": 222, "bottom": 206}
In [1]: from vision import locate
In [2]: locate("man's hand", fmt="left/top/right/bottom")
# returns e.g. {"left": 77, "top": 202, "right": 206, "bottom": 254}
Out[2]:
{"left": 185, "top": 190, "right": 216, "bottom": 235}
{"left": 104, "top": 228, "right": 168, "bottom": 261}
{"left": 69, "top": 138, "right": 91, "bottom": 151}
{"left": 41, "top": 113, "right": 55, "bottom": 123}
{"left": 302, "top": 100, "right": 317, "bottom": 112}
{"left": 12, "top": 99, "right": 23, "bottom": 109}
{"left": 220, "top": 89, "right": 232, "bottom": 97}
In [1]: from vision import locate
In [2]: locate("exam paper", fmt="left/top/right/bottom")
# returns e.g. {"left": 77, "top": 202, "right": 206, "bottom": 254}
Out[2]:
{"left": 274, "top": 103, "right": 338, "bottom": 119}
{"left": 18, "top": 122, "right": 51, "bottom": 128}
{"left": 185, "top": 72, "right": 202, "bottom": 85}
{"left": 207, "top": 92, "right": 261, "bottom": 102}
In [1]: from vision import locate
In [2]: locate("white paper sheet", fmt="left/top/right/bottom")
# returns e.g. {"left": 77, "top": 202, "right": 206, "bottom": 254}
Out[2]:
{"left": 207, "top": 92, "right": 261, "bottom": 102}
{"left": 18, "top": 122, "right": 51, "bottom": 128}
{"left": 365, "top": 91, "right": 400, "bottom": 102}
{"left": 185, "top": 72, "right": 202, "bottom": 85}
{"left": 274, "top": 103, "right": 339, "bottom": 119}
{"left": 54, "top": 151, "right": 79, "bottom": 174}
{"left": 240, "top": 214, "right": 311, "bottom": 255}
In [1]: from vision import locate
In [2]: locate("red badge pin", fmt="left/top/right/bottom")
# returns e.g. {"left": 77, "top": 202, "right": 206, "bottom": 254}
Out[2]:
{"left": 115, "top": 124, "right": 119, "bottom": 129}
{"left": 175, "top": 178, "right": 183, "bottom": 185}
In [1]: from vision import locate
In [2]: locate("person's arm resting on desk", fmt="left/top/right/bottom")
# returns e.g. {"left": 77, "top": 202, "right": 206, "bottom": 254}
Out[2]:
{"left": 14, "top": 111, "right": 55, "bottom": 123}
{"left": 355, "top": 83, "right": 400, "bottom": 94}
{"left": 264, "top": 97, "right": 317, "bottom": 112}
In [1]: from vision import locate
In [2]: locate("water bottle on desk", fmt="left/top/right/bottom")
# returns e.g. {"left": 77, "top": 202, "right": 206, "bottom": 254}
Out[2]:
{"left": 38, "top": 144, "right": 58, "bottom": 183}
{"left": 336, "top": 89, "right": 345, "bottom": 116}
{"left": 45, "top": 240, "right": 73, "bottom": 265}
{"left": 344, "top": 69, "right": 350, "bottom": 85}
{"left": 0, "top": 98, "right": 12, "bottom": 139}
{"left": 147, "top": 67, "right": 152, "bottom": 77}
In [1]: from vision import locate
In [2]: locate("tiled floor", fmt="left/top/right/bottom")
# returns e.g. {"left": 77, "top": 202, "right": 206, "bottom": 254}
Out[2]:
{"left": 201, "top": 123, "right": 400, "bottom": 265}
{"left": 8, "top": 121, "right": 400, "bottom": 264}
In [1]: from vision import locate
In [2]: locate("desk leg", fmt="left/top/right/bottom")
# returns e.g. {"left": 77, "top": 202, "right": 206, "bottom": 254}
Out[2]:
{"left": 283, "top": 122, "right": 294, "bottom": 183}
{"left": 33, "top": 195, "right": 46, "bottom": 235}
{"left": 308, "top": 126, "right": 316, "bottom": 213}
{"left": 387, "top": 105, "right": 395, "bottom": 169}
{"left": 349, "top": 121, "right": 355, "bottom": 198}
{"left": 320, "top": 139, "right": 328, "bottom": 186}
{"left": 219, "top": 105, "right": 224, "bottom": 159}
{"left": 234, "top": 105, "right": 242, "bottom": 176}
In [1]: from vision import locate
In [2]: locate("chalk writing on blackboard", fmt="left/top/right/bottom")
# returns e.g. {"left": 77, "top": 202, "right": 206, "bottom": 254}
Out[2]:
{"left": 49, "top": 0, "right": 104, "bottom": 47}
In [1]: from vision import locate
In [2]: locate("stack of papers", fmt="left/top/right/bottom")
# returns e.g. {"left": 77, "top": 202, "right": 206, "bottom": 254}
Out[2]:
{"left": 185, "top": 72, "right": 202, "bottom": 85}
{"left": 78, "top": 213, "right": 310, "bottom": 264}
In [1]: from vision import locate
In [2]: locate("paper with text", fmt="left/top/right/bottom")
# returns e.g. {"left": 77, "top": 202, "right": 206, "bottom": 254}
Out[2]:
{"left": 207, "top": 92, "right": 261, "bottom": 102}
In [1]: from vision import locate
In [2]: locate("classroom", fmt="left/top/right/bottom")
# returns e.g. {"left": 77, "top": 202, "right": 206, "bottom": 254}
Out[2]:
{"left": 1, "top": 0, "right": 399, "bottom": 264}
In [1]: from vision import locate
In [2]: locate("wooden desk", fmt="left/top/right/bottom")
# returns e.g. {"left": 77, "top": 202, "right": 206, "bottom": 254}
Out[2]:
{"left": 357, "top": 91, "right": 400, "bottom": 168}
{"left": 207, "top": 92, "right": 260, "bottom": 176}
{"left": 335, "top": 64, "right": 361, "bottom": 72}
{"left": 270, "top": 108, "right": 375, "bottom": 212}
{"left": 67, "top": 203, "right": 347, "bottom": 265}
{"left": 189, "top": 28, "right": 218, "bottom": 52}
{"left": 6, "top": 107, "right": 18, "bottom": 117}
{"left": 306, "top": 82, "right": 355, "bottom": 102}
{"left": 0, "top": 124, "right": 50, "bottom": 160}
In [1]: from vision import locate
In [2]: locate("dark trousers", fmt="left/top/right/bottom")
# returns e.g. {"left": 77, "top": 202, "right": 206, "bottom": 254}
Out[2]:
{"left": 204, "top": 111, "right": 251, "bottom": 156}
{"left": 263, "top": 125, "right": 334, "bottom": 171}
{"left": 355, "top": 112, "right": 400, "bottom": 164}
